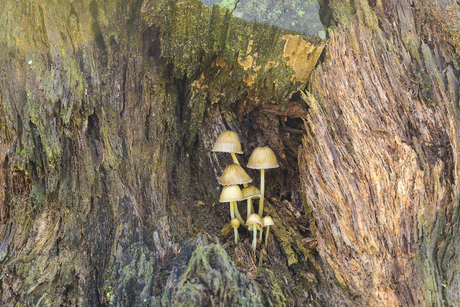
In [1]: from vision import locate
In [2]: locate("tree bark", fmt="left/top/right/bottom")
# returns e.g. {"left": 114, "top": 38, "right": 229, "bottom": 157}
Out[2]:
{"left": 0, "top": 0, "right": 459, "bottom": 306}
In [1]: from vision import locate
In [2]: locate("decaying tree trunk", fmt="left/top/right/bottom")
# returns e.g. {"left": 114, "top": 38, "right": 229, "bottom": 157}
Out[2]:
{"left": 0, "top": 0, "right": 459, "bottom": 306}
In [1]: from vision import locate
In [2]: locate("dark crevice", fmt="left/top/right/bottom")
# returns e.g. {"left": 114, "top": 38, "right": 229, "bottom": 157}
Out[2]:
{"left": 1, "top": 155, "right": 9, "bottom": 220}
{"left": 92, "top": 22, "right": 106, "bottom": 53}
{"left": 86, "top": 113, "right": 100, "bottom": 140}
{"left": 89, "top": 0, "right": 98, "bottom": 19}
{"left": 318, "top": 0, "right": 333, "bottom": 28}
{"left": 38, "top": 6, "right": 51, "bottom": 53}
{"left": 89, "top": 0, "right": 107, "bottom": 66}
{"left": 67, "top": 5, "right": 79, "bottom": 48}
{"left": 146, "top": 26, "right": 162, "bottom": 61}
{"left": 145, "top": 106, "right": 151, "bottom": 141}
{"left": 177, "top": 75, "right": 188, "bottom": 127}
{"left": 93, "top": 267, "right": 105, "bottom": 307}
{"left": 120, "top": 60, "right": 127, "bottom": 118}
{"left": 69, "top": 5, "right": 79, "bottom": 24}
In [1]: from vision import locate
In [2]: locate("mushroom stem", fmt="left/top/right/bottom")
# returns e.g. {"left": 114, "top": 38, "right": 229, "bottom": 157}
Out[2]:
{"left": 247, "top": 198, "right": 252, "bottom": 219}
{"left": 233, "top": 202, "right": 247, "bottom": 227}
{"left": 231, "top": 152, "right": 240, "bottom": 165}
{"left": 258, "top": 169, "right": 265, "bottom": 216}
{"left": 230, "top": 153, "right": 252, "bottom": 218}
{"left": 265, "top": 225, "right": 270, "bottom": 247}
{"left": 252, "top": 225, "right": 257, "bottom": 251}
{"left": 234, "top": 228, "right": 239, "bottom": 244}
{"left": 230, "top": 202, "right": 235, "bottom": 219}
{"left": 244, "top": 184, "right": 251, "bottom": 221}
{"left": 259, "top": 225, "right": 263, "bottom": 242}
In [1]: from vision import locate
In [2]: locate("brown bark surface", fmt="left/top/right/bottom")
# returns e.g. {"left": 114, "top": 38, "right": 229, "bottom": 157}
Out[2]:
{"left": 301, "top": 0, "right": 460, "bottom": 305}
{"left": 0, "top": 0, "right": 459, "bottom": 306}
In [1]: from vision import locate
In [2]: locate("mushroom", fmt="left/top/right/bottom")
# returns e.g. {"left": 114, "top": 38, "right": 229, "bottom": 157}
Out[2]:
{"left": 262, "top": 216, "right": 274, "bottom": 248}
{"left": 213, "top": 131, "right": 257, "bottom": 219}
{"left": 231, "top": 218, "right": 240, "bottom": 244}
{"left": 219, "top": 185, "right": 245, "bottom": 227}
{"left": 246, "top": 213, "right": 262, "bottom": 251}
{"left": 241, "top": 185, "right": 262, "bottom": 219}
{"left": 212, "top": 130, "right": 243, "bottom": 165}
{"left": 247, "top": 147, "right": 279, "bottom": 216}
{"left": 218, "top": 164, "right": 252, "bottom": 226}
{"left": 218, "top": 164, "right": 252, "bottom": 186}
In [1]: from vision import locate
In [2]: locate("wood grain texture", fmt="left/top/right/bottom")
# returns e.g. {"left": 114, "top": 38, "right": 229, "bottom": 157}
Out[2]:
{"left": 300, "top": 0, "right": 460, "bottom": 305}
{"left": 0, "top": 0, "right": 459, "bottom": 305}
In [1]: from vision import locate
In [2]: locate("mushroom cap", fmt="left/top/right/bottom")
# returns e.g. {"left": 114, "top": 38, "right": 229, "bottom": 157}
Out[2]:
{"left": 219, "top": 164, "right": 252, "bottom": 186}
{"left": 262, "top": 216, "right": 274, "bottom": 227}
{"left": 212, "top": 131, "right": 243, "bottom": 154}
{"left": 219, "top": 185, "right": 244, "bottom": 203}
{"left": 241, "top": 185, "right": 262, "bottom": 199}
{"left": 247, "top": 147, "right": 279, "bottom": 169}
{"left": 246, "top": 213, "right": 262, "bottom": 226}
{"left": 231, "top": 218, "right": 240, "bottom": 228}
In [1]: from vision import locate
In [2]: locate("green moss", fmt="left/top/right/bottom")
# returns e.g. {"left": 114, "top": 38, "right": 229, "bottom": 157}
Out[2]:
{"left": 163, "top": 244, "right": 263, "bottom": 306}
{"left": 140, "top": 0, "right": 322, "bottom": 149}
{"left": 258, "top": 268, "right": 287, "bottom": 306}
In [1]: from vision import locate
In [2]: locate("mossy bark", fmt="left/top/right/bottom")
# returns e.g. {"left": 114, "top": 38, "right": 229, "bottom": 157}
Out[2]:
{"left": 0, "top": 0, "right": 459, "bottom": 306}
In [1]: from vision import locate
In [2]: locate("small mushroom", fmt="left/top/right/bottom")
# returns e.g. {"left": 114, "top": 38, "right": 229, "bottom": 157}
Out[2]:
{"left": 219, "top": 185, "right": 245, "bottom": 227}
{"left": 241, "top": 185, "right": 262, "bottom": 219}
{"left": 247, "top": 147, "right": 279, "bottom": 216}
{"left": 213, "top": 131, "right": 255, "bottom": 216}
{"left": 231, "top": 218, "right": 240, "bottom": 244}
{"left": 262, "top": 216, "right": 274, "bottom": 248}
{"left": 212, "top": 130, "right": 243, "bottom": 165}
{"left": 218, "top": 165, "right": 252, "bottom": 226}
{"left": 246, "top": 213, "right": 262, "bottom": 251}
{"left": 219, "top": 164, "right": 252, "bottom": 186}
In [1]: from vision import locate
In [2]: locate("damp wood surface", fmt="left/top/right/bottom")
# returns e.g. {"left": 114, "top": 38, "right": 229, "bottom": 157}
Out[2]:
{"left": 0, "top": 0, "right": 459, "bottom": 306}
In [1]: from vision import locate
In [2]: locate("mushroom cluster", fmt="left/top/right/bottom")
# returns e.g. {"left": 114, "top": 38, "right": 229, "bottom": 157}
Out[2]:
{"left": 212, "top": 130, "right": 279, "bottom": 252}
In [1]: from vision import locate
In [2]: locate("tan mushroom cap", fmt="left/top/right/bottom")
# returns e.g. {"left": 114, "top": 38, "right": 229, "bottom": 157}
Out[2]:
{"left": 219, "top": 164, "right": 252, "bottom": 186}
{"left": 219, "top": 185, "right": 244, "bottom": 203}
{"left": 246, "top": 213, "right": 262, "bottom": 226}
{"left": 231, "top": 218, "right": 240, "bottom": 228}
{"left": 247, "top": 146, "right": 279, "bottom": 169}
{"left": 241, "top": 185, "right": 262, "bottom": 200}
{"left": 262, "top": 216, "right": 274, "bottom": 227}
{"left": 212, "top": 131, "right": 243, "bottom": 154}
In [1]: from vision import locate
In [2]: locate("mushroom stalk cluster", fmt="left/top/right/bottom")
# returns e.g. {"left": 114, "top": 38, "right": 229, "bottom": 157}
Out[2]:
{"left": 212, "top": 131, "right": 279, "bottom": 253}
